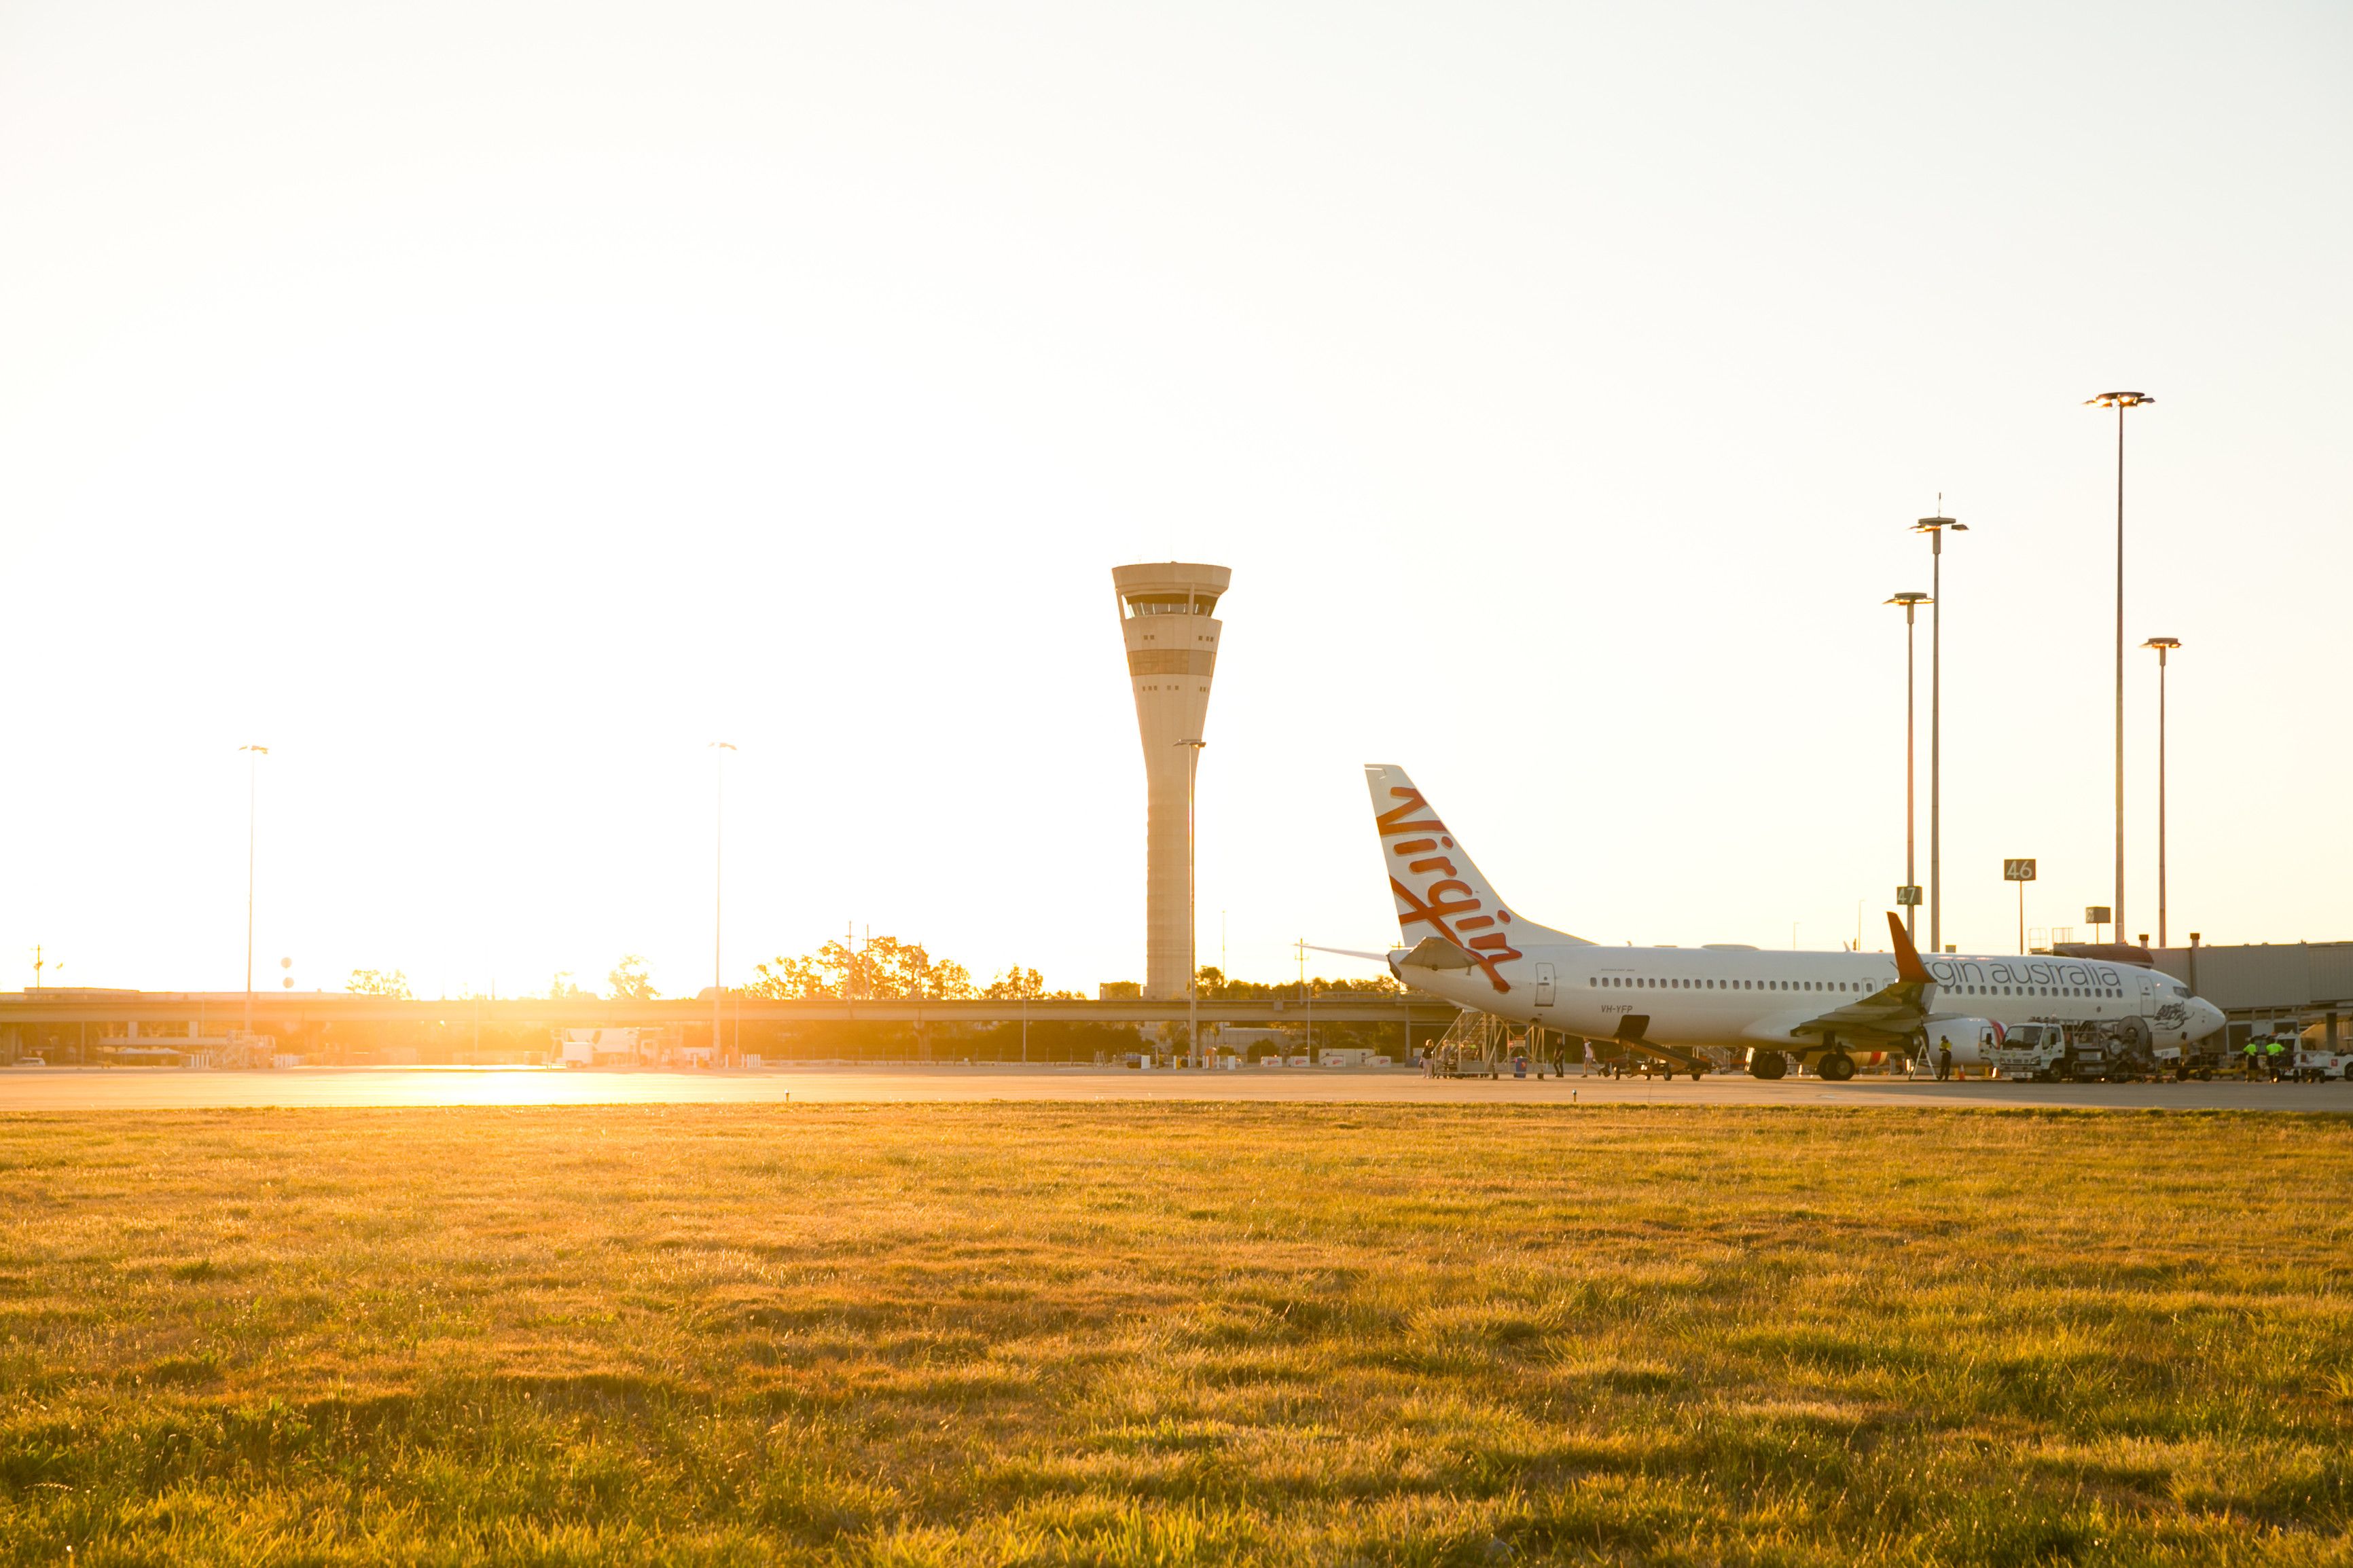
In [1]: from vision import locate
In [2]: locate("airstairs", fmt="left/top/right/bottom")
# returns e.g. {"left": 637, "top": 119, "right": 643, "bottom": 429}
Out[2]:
{"left": 1429, "top": 1009, "right": 1520, "bottom": 1078}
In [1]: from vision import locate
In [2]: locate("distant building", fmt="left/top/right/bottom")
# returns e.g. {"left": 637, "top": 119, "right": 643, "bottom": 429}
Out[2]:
{"left": 2147, "top": 941, "right": 2353, "bottom": 1049}
{"left": 1112, "top": 562, "right": 1229, "bottom": 1002}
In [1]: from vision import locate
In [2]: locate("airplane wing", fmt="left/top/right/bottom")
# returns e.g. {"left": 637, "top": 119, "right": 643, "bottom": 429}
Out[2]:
{"left": 1787, "top": 913, "right": 1939, "bottom": 1049}
{"left": 1303, "top": 943, "right": 1395, "bottom": 963}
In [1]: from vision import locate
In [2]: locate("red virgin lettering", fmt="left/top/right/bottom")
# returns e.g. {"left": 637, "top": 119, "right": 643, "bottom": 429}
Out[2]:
{"left": 1377, "top": 787, "right": 1445, "bottom": 837}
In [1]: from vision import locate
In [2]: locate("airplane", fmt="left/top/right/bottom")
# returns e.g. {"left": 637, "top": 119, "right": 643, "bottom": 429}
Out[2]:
{"left": 1352, "top": 764, "right": 2227, "bottom": 1080}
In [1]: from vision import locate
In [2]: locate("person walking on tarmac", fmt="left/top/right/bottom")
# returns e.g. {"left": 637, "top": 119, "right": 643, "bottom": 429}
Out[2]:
{"left": 1937, "top": 1040, "right": 1953, "bottom": 1081}
{"left": 2265, "top": 1036, "right": 2287, "bottom": 1080}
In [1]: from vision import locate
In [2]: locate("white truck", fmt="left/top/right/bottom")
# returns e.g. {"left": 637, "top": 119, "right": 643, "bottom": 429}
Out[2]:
{"left": 1988, "top": 1019, "right": 2164, "bottom": 1082}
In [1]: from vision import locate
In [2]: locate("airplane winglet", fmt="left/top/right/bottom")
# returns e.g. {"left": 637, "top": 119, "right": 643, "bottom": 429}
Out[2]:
{"left": 1886, "top": 912, "right": 1934, "bottom": 985}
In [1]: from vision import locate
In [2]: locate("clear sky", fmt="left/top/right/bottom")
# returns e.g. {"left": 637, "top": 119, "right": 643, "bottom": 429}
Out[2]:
{"left": 3, "top": 1, "right": 2346, "bottom": 1000}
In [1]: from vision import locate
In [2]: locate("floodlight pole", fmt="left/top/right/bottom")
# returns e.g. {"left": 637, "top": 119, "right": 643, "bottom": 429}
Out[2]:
{"left": 711, "top": 742, "right": 736, "bottom": 1063}
{"left": 1911, "top": 516, "right": 1966, "bottom": 953}
{"left": 2143, "top": 638, "right": 2180, "bottom": 948}
{"left": 2088, "top": 392, "right": 2153, "bottom": 939}
{"left": 238, "top": 745, "right": 268, "bottom": 1042}
{"left": 1886, "top": 592, "right": 1930, "bottom": 941}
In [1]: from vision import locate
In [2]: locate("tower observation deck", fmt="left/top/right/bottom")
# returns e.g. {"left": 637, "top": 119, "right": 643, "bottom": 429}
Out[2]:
{"left": 1113, "top": 562, "right": 1229, "bottom": 1002}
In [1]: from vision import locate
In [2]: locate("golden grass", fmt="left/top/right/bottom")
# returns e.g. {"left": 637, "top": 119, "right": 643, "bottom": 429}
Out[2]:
{"left": 1, "top": 1104, "right": 2349, "bottom": 1565}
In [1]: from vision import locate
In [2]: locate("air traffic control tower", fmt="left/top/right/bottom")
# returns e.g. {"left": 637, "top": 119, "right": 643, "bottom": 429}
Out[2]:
{"left": 1113, "top": 562, "right": 1229, "bottom": 1002}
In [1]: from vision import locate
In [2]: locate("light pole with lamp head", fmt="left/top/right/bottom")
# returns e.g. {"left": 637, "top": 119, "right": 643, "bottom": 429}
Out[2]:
{"left": 238, "top": 745, "right": 268, "bottom": 1042}
{"left": 710, "top": 742, "right": 736, "bottom": 1063}
{"left": 2087, "top": 391, "right": 2153, "bottom": 938}
{"left": 2141, "top": 638, "right": 2180, "bottom": 948}
{"left": 1176, "top": 738, "right": 1206, "bottom": 1065}
{"left": 1886, "top": 591, "right": 1930, "bottom": 940}
{"left": 1911, "top": 515, "right": 1966, "bottom": 953}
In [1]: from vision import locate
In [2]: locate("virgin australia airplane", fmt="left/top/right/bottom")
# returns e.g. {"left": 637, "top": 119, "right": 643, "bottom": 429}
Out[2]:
{"left": 1357, "top": 764, "right": 2225, "bottom": 1080}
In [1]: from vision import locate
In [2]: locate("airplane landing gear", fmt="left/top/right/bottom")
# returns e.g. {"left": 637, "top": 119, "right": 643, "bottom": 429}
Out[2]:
{"left": 1748, "top": 1051, "right": 1787, "bottom": 1081}
{"left": 1819, "top": 1052, "right": 1857, "bottom": 1082}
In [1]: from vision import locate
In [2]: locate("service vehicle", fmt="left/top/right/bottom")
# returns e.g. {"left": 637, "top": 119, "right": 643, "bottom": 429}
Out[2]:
{"left": 2291, "top": 1046, "right": 2352, "bottom": 1082}
{"left": 1990, "top": 1021, "right": 2149, "bottom": 1082}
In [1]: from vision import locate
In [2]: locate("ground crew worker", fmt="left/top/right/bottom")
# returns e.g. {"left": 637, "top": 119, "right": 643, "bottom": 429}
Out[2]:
{"left": 1937, "top": 1041, "right": 1953, "bottom": 1081}
{"left": 2244, "top": 1038, "right": 2263, "bottom": 1079}
{"left": 2265, "top": 1036, "right": 2286, "bottom": 1080}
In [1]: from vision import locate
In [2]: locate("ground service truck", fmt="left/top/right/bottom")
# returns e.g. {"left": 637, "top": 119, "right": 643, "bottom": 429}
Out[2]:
{"left": 1988, "top": 1019, "right": 2172, "bottom": 1082}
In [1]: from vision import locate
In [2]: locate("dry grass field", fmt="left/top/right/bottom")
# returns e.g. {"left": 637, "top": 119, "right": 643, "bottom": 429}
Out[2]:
{"left": 0, "top": 1104, "right": 2348, "bottom": 1566}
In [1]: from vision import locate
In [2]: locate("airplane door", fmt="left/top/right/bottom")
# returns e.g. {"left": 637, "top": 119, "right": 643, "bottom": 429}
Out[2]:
{"left": 1535, "top": 964, "right": 1556, "bottom": 1008}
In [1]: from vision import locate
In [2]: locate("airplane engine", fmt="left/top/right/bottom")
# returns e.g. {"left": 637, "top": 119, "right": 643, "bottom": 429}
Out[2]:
{"left": 1923, "top": 1017, "right": 1998, "bottom": 1067}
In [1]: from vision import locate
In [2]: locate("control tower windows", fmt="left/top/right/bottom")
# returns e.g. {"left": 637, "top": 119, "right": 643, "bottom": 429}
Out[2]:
{"left": 1122, "top": 595, "right": 1221, "bottom": 618}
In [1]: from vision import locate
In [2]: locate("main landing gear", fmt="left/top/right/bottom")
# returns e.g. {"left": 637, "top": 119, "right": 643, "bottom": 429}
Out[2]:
{"left": 1749, "top": 1049, "right": 1856, "bottom": 1081}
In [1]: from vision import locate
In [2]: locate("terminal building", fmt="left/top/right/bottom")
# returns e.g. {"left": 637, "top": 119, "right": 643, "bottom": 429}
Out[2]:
{"left": 2147, "top": 941, "right": 2352, "bottom": 1050}
{"left": 1112, "top": 562, "right": 1229, "bottom": 1001}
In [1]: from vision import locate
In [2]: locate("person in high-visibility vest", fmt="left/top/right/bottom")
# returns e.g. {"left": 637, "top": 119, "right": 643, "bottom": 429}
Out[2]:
{"left": 2265, "top": 1037, "right": 2287, "bottom": 1080}
{"left": 2244, "top": 1038, "right": 2265, "bottom": 1079}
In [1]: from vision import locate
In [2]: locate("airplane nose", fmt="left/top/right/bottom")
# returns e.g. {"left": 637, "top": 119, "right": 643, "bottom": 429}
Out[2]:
{"left": 2193, "top": 999, "right": 2225, "bottom": 1038}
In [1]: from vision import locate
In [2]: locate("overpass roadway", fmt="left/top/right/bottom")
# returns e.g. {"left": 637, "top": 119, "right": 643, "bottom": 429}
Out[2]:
{"left": 0, "top": 991, "right": 1460, "bottom": 1032}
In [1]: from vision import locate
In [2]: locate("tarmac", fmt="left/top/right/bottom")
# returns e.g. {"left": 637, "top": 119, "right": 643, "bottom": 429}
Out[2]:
{"left": 1, "top": 1063, "right": 2348, "bottom": 1112}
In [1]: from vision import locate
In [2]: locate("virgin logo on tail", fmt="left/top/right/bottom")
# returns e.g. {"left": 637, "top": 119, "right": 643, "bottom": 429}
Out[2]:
{"left": 1376, "top": 786, "right": 1520, "bottom": 993}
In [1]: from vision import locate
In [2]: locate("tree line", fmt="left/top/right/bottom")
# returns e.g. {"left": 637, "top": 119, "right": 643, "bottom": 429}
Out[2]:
{"left": 344, "top": 949, "right": 1407, "bottom": 1003}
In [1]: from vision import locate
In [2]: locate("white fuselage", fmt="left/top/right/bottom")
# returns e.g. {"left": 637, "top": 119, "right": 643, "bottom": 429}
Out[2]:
{"left": 1394, "top": 942, "right": 2221, "bottom": 1054}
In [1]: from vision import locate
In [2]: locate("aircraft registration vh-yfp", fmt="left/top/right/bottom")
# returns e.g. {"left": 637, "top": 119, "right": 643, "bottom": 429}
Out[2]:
{"left": 1345, "top": 765, "right": 2227, "bottom": 1080}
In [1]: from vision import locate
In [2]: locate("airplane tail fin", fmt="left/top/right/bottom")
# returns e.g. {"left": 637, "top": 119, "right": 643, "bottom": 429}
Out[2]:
{"left": 1363, "top": 766, "right": 1588, "bottom": 985}
{"left": 1886, "top": 911, "right": 1935, "bottom": 986}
